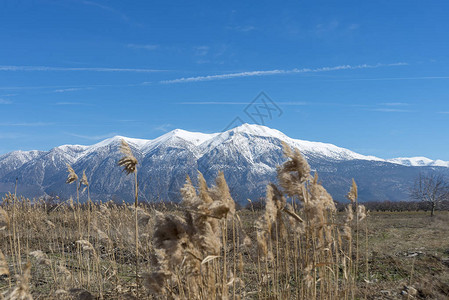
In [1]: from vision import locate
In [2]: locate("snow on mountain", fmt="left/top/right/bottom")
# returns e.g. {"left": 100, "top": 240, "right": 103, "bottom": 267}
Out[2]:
{"left": 0, "top": 150, "right": 43, "bottom": 166}
{"left": 4, "top": 124, "right": 382, "bottom": 166}
{"left": 53, "top": 145, "right": 89, "bottom": 163}
{"left": 87, "top": 136, "right": 148, "bottom": 152}
{"left": 184, "top": 123, "right": 385, "bottom": 163}
{"left": 387, "top": 157, "right": 449, "bottom": 167}
{"left": 1, "top": 124, "right": 433, "bottom": 167}
{"left": 0, "top": 150, "right": 44, "bottom": 178}
{"left": 159, "top": 129, "right": 218, "bottom": 146}
{"left": 1, "top": 123, "right": 448, "bottom": 203}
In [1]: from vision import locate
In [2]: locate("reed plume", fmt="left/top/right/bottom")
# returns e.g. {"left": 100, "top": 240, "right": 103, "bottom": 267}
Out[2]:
{"left": 80, "top": 170, "right": 89, "bottom": 193}
{"left": 0, "top": 134, "right": 372, "bottom": 299}
{"left": 118, "top": 140, "right": 137, "bottom": 175}
{"left": 0, "top": 250, "right": 9, "bottom": 277}
{"left": 65, "top": 164, "right": 78, "bottom": 184}
{"left": 143, "top": 171, "right": 236, "bottom": 298}
{"left": 255, "top": 142, "right": 356, "bottom": 298}
{"left": 6, "top": 262, "right": 32, "bottom": 300}
{"left": 277, "top": 141, "right": 311, "bottom": 198}
{"left": 29, "top": 251, "right": 50, "bottom": 266}
{"left": 0, "top": 207, "right": 9, "bottom": 231}
{"left": 346, "top": 178, "right": 358, "bottom": 203}
{"left": 117, "top": 139, "right": 140, "bottom": 296}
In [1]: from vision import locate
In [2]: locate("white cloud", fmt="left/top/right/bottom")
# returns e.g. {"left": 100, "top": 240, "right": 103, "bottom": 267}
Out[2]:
{"left": 336, "top": 76, "right": 449, "bottom": 81}
{"left": 0, "top": 122, "right": 54, "bottom": 126}
{"left": 370, "top": 108, "right": 412, "bottom": 113}
{"left": 0, "top": 65, "right": 164, "bottom": 72}
{"left": 55, "top": 102, "right": 92, "bottom": 106}
{"left": 179, "top": 101, "right": 308, "bottom": 105}
{"left": 81, "top": 1, "right": 129, "bottom": 22}
{"left": 0, "top": 133, "right": 26, "bottom": 139}
{"left": 348, "top": 24, "right": 360, "bottom": 30}
{"left": 127, "top": 44, "right": 159, "bottom": 50}
{"left": 194, "top": 46, "right": 210, "bottom": 56}
{"left": 68, "top": 132, "right": 117, "bottom": 140}
{"left": 379, "top": 102, "right": 409, "bottom": 106}
{"left": 54, "top": 87, "right": 91, "bottom": 93}
{"left": 161, "top": 62, "right": 407, "bottom": 84}
{"left": 227, "top": 25, "right": 256, "bottom": 32}
{"left": 154, "top": 123, "right": 174, "bottom": 132}
{"left": 315, "top": 21, "right": 340, "bottom": 34}
{"left": 0, "top": 98, "right": 12, "bottom": 104}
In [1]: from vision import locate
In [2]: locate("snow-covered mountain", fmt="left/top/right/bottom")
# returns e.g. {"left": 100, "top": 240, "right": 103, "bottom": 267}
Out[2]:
{"left": 0, "top": 150, "right": 44, "bottom": 178}
{"left": 387, "top": 157, "right": 449, "bottom": 167}
{"left": 0, "top": 124, "right": 448, "bottom": 203}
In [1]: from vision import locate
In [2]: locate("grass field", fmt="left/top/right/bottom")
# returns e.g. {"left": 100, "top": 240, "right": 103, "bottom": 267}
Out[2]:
{"left": 1, "top": 143, "right": 448, "bottom": 299}
{"left": 1, "top": 201, "right": 448, "bottom": 299}
{"left": 360, "top": 211, "right": 449, "bottom": 299}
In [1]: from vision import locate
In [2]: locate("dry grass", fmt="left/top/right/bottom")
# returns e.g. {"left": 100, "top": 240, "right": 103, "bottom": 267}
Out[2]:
{"left": 359, "top": 211, "right": 449, "bottom": 299}
{"left": 0, "top": 143, "right": 448, "bottom": 299}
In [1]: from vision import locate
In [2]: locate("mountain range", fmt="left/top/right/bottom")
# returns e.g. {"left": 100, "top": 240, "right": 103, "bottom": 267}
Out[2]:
{"left": 1, "top": 124, "right": 448, "bottom": 204}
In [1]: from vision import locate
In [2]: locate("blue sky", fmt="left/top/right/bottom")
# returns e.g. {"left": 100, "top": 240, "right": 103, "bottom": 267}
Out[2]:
{"left": 1, "top": 0, "right": 449, "bottom": 160}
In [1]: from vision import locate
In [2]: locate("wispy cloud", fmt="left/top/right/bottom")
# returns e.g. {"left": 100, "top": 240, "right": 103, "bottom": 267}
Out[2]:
{"left": 369, "top": 108, "right": 412, "bottom": 113}
{"left": 315, "top": 21, "right": 340, "bottom": 35}
{"left": 438, "top": 111, "right": 449, "bottom": 114}
{"left": 194, "top": 46, "right": 210, "bottom": 56}
{"left": 55, "top": 102, "right": 93, "bottom": 106}
{"left": 179, "top": 101, "right": 308, "bottom": 105}
{"left": 161, "top": 62, "right": 407, "bottom": 84}
{"left": 348, "top": 24, "right": 359, "bottom": 30}
{"left": 193, "top": 44, "right": 229, "bottom": 64}
{"left": 1, "top": 81, "right": 151, "bottom": 91}
{"left": 0, "top": 98, "right": 12, "bottom": 104}
{"left": 0, "top": 133, "right": 26, "bottom": 139}
{"left": 154, "top": 123, "right": 174, "bottom": 132}
{"left": 335, "top": 76, "right": 449, "bottom": 81}
{"left": 127, "top": 44, "right": 159, "bottom": 50}
{"left": 0, "top": 122, "right": 54, "bottom": 126}
{"left": 0, "top": 65, "right": 164, "bottom": 72}
{"left": 226, "top": 25, "right": 256, "bottom": 32}
{"left": 54, "top": 87, "right": 92, "bottom": 93}
{"left": 68, "top": 132, "right": 117, "bottom": 140}
{"left": 117, "top": 119, "right": 140, "bottom": 123}
{"left": 272, "top": 101, "right": 308, "bottom": 106}
{"left": 180, "top": 101, "right": 253, "bottom": 105}
{"left": 81, "top": 1, "right": 129, "bottom": 22}
{"left": 379, "top": 102, "right": 409, "bottom": 106}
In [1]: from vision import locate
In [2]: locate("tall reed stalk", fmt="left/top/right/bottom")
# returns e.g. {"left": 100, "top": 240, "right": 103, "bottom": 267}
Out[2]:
{"left": 117, "top": 139, "right": 139, "bottom": 296}
{"left": 0, "top": 141, "right": 369, "bottom": 299}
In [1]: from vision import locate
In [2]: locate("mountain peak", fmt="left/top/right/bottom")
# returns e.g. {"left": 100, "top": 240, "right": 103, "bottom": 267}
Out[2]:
{"left": 156, "top": 128, "right": 218, "bottom": 146}
{"left": 228, "top": 123, "right": 285, "bottom": 138}
{"left": 2, "top": 124, "right": 448, "bottom": 168}
{"left": 1, "top": 124, "right": 449, "bottom": 203}
{"left": 90, "top": 135, "right": 150, "bottom": 149}
{"left": 387, "top": 156, "right": 449, "bottom": 167}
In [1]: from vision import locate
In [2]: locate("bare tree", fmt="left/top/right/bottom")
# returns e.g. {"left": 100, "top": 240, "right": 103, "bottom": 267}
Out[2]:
{"left": 411, "top": 173, "right": 449, "bottom": 217}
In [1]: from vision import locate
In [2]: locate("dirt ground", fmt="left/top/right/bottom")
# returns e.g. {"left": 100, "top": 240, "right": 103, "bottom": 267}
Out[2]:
{"left": 357, "top": 211, "right": 449, "bottom": 299}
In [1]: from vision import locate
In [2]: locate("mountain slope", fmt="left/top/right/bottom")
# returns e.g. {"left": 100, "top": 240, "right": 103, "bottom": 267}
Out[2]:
{"left": 0, "top": 124, "right": 448, "bottom": 203}
{"left": 387, "top": 157, "right": 449, "bottom": 167}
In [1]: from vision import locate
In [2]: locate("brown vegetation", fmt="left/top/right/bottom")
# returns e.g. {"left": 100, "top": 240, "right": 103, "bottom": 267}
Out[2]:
{"left": 0, "top": 143, "right": 447, "bottom": 299}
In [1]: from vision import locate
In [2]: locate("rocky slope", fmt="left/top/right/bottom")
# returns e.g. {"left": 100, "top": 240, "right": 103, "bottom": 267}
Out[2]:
{"left": 1, "top": 124, "right": 448, "bottom": 203}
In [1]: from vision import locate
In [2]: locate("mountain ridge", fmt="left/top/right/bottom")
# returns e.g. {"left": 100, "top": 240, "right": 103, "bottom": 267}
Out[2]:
{"left": 3, "top": 124, "right": 445, "bottom": 166}
{"left": 1, "top": 124, "right": 448, "bottom": 203}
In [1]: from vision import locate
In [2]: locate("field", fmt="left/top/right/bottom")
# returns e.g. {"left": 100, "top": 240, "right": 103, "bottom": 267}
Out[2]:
{"left": 1, "top": 199, "right": 449, "bottom": 299}
{"left": 1, "top": 144, "right": 448, "bottom": 299}
{"left": 359, "top": 211, "right": 449, "bottom": 299}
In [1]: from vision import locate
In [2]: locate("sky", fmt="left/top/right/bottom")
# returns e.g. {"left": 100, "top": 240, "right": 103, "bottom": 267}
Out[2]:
{"left": 0, "top": 0, "right": 449, "bottom": 160}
